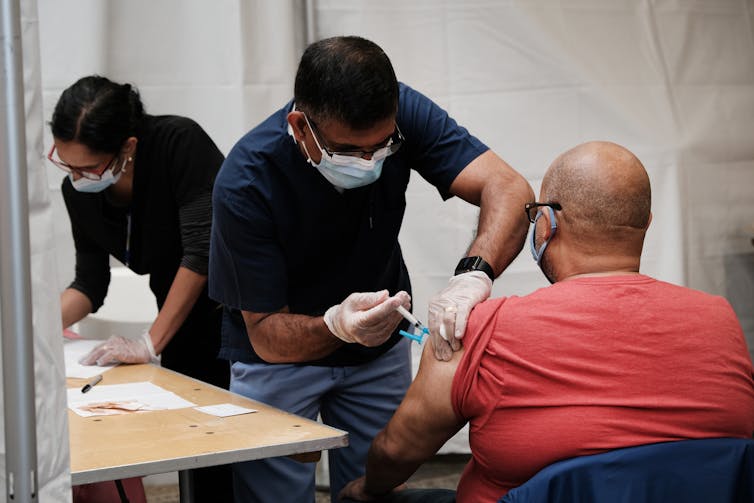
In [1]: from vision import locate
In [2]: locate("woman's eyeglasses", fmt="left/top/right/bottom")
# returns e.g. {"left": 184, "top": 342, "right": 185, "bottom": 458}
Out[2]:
{"left": 47, "top": 145, "right": 118, "bottom": 181}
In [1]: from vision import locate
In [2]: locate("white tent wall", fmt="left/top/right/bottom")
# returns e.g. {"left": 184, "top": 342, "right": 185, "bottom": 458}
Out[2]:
{"left": 30, "top": 0, "right": 754, "bottom": 466}
{"left": 0, "top": 0, "right": 71, "bottom": 500}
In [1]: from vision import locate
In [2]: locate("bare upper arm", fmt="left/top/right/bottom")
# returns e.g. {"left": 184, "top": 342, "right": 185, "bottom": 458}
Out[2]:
{"left": 377, "top": 336, "right": 467, "bottom": 463}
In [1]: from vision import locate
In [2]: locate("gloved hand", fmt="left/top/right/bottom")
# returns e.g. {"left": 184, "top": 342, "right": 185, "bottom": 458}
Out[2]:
{"left": 428, "top": 271, "right": 493, "bottom": 361}
{"left": 324, "top": 290, "right": 411, "bottom": 347}
{"left": 79, "top": 331, "right": 158, "bottom": 366}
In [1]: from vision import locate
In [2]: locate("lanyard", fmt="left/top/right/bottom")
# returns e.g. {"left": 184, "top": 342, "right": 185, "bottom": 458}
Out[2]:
{"left": 125, "top": 211, "right": 132, "bottom": 267}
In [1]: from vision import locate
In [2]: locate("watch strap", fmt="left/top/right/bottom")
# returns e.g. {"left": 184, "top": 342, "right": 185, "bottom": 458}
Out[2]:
{"left": 454, "top": 256, "right": 495, "bottom": 281}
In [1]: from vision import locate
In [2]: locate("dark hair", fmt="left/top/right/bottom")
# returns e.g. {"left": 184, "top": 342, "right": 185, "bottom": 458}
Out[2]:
{"left": 50, "top": 75, "right": 145, "bottom": 154}
{"left": 294, "top": 36, "right": 398, "bottom": 130}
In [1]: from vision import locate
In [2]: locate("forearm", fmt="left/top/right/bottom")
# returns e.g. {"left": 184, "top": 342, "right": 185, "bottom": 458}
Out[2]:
{"left": 363, "top": 431, "right": 424, "bottom": 496}
{"left": 243, "top": 310, "right": 343, "bottom": 363}
{"left": 150, "top": 266, "right": 207, "bottom": 354}
{"left": 61, "top": 288, "right": 93, "bottom": 329}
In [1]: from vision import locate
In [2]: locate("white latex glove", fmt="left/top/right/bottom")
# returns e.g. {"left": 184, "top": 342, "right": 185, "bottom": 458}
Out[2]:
{"left": 79, "top": 332, "right": 158, "bottom": 366}
{"left": 324, "top": 290, "right": 411, "bottom": 347}
{"left": 428, "top": 271, "right": 493, "bottom": 361}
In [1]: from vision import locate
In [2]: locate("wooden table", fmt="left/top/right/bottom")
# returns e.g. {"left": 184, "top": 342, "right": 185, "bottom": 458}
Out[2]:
{"left": 68, "top": 364, "right": 348, "bottom": 501}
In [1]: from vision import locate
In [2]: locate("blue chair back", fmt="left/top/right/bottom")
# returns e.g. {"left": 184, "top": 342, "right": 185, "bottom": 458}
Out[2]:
{"left": 500, "top": 437, "right": 754, "bottom": 503}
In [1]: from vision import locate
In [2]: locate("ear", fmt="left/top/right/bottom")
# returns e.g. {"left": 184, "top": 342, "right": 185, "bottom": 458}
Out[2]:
{"left": 122, "top": 136, "right": 138, "bottom": 157}
{"left": 538, "top": 209, "right": 555, "bottom": 240}
{"left": 287, "top": 111, "right": 308, "bottom": 141}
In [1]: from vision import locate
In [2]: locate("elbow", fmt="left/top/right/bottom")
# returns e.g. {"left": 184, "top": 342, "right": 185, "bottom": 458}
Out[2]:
{"left": 247, "top": 331, "right": 285, "bottom": 364}
{"left": 521, "top": 175, "right": 535, "bottom": 203}
{"left": 507, "top": 169, "right": 534, "bottom": 204}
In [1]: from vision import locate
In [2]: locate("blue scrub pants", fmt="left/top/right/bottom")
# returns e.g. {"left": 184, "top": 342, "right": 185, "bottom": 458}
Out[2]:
{"left": 229, "top": 339, "right": 412, "bottom": 503}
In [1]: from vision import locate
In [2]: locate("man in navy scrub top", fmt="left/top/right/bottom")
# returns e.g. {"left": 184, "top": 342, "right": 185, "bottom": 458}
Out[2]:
{"left": 209, "top": 36, "right": 534, "bottom": 503}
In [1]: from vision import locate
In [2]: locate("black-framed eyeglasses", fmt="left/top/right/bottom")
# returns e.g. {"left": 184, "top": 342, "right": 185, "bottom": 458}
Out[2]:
{"left": 525, "top": 201, "right": 562, "bottom": 223}
{"left": 305, "top": 114, "right": 404, "bottom": 159}
{"left": 47, "top": 144, "right": 118, "bottom": 181}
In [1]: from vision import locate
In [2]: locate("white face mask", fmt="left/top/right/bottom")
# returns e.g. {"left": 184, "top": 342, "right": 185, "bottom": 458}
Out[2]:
{"left": 70, "top": 157, "right": 126, "bottom": 193}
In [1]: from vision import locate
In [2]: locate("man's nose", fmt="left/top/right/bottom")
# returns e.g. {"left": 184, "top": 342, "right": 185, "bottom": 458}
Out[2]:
{"left": 70, "top": 171, "right": 83, "bottom": 181}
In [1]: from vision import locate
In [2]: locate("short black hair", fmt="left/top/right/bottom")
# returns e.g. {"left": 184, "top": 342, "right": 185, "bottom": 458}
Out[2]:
{"left": 294, "top": 36, "right": 398, "bottom": 130}
{"left": 50, "top": 75, "right": 145, "bottom": 154}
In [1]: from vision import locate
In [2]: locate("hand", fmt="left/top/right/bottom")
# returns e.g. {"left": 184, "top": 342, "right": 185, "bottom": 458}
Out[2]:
{"left": 79, "top": 332, "right": 158, "bottom": 366}
{"left": 338, "top": 477, "right": 375, "bottom": 501}
{"left": 324, "top": 290, "right": 411, "bottom": 347}
{"left": 63, "top": 328, "right": 82, "bottom": 340}
{"left": 428, "top": 271, "right": 492, "bottom": 361}
{"left": 338, "top": 477, "right": 408, "bottom": 501}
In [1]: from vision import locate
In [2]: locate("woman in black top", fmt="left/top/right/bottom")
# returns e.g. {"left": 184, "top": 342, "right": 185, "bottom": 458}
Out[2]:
{"left": 50, "top": 75, "right": 232, "bottom": 501}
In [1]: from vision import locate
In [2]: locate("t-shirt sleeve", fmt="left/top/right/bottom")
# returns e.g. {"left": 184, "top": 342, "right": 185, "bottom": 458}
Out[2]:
{"left": 397, "top": 83, "right": 489, "bottom": 199}
{"left": 208, "top": 154, "right": 288, "bottom": 313}
{"left": 452, "top": 297, "right": 508, "bottom": 420}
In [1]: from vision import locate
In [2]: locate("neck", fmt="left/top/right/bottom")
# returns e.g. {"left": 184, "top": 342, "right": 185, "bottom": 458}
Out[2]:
{"left": 561, "top": 269, "right": 641, "bottom": 282}
{"left": 554, "top": 253, "right": 642, "bottom": 283}
{"left": 106, "top": 160, "right": 134, "bottom": 205}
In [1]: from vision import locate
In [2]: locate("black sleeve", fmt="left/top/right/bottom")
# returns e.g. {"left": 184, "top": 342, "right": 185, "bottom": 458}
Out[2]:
{"left": 63, "top": 189, "right": 111, "bottom": 312}
{"left": 178, "top": 191, "right": 212, "bottom": 275}
{"left": 164, "top": 118, "right": 224, "bottom": 276}
{"left": 166, "top": 119, "right": 225, "bottom": 207}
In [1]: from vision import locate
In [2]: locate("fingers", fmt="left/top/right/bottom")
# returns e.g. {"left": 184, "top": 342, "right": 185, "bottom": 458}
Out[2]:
{"left": 347, "top": 290, "right": 389, "bottom": 310}
{"left": 440, "top": 304, "right": 458, "bottom": 342}
{"left": 78, "top": 335, "right": 150, "bottom": 366}
{"left": 95, "top": 350, "right": 119, "bottom": 367}
{"left": 352, "top": 292, "right": 413, "bottom": 347}
{"left": 427, "top": 296, "right": 446, "bottom": 342}
{"left": 431, "top": 331, "right": 454, "bottom": 361}
{"left": 79, "top": 342, "right": 108, "bottom": 366}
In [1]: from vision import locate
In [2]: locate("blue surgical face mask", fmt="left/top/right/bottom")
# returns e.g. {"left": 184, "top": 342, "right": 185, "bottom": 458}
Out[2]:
{"left": 70, "top": 157, "right": 125, "bottom": 193}
{"left": 529, "top": 206, "right": 558, "bottom": 265}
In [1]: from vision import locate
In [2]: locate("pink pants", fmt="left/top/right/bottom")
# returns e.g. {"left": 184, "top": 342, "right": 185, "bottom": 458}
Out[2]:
{"left": 72, "top": 478, "right": 146, "bottom": 503}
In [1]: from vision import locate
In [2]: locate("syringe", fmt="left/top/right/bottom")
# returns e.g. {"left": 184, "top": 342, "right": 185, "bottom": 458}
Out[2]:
{"left": 395, "top": 305, "right": 430, "bottom": 343}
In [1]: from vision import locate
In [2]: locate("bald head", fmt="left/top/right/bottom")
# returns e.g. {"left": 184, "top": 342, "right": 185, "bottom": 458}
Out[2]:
{"left": 542, "top": 141, "right": 651, "bottom": 242}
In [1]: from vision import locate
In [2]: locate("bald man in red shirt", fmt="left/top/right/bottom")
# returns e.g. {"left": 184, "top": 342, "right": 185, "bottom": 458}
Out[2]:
{"left": 340, "top": 141, "right": 754, "bottom": 503}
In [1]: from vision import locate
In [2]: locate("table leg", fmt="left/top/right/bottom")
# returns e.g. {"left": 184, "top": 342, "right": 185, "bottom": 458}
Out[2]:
{"left": 114, "top": 479, "right": 129, "bottom": 503}
{"left": 178, "top": 469, "right": 194, "bottom": 503}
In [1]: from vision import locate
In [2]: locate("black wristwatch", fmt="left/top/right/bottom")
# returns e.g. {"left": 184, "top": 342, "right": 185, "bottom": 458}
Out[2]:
{"left": 454, "top": 256, "right": 495, "bottom": 281}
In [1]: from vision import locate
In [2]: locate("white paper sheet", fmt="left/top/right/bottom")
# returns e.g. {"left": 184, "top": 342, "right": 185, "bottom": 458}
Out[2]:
{"left": 67, "top": 381, "right": 196, "bottom": 417}
{"left": 194, "top": 404, "right": 257, "bottom": 417}
{"left": 63, "top": 338, "right": 119, "bottom": 378}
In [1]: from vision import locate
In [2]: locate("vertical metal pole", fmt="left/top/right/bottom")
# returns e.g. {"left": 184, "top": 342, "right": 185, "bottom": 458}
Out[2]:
{"left": 0, "top": 0, "right": 39, "bottom": 500}
{"left": 304, "top": 0, "right": 317, "bottom": 45}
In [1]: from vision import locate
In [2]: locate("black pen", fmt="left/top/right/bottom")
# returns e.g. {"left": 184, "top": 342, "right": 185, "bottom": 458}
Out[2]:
{"left": 81, "top": 374, "right": 103, "bottom": 393}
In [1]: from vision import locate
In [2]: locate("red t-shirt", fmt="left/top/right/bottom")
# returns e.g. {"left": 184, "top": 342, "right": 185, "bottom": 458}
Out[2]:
{"left": 451, "top": 274, "right": 754, "bottom": 503}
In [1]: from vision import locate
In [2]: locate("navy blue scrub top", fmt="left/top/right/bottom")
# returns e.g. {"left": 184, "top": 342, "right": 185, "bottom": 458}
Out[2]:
{"left": 209, "top": 83, "right": 489, "bottom": 366}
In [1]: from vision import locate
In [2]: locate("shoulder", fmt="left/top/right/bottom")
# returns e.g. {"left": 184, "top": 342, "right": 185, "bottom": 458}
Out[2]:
{"left": 651, "top": 277, "right": 738, "bottom": 316}
{"left": 461, "top": 297, "right": 511, "bottom": 349}
{"left": 396, "top": 82, "right": 440, "bottom": 119}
